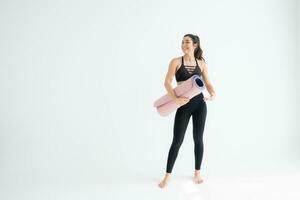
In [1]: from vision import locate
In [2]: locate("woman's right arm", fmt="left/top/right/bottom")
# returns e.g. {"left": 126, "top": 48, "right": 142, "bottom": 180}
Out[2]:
{"left": 164, "top": 58, "right": 179, "bottom": 100}
{"left": 164, "top": 58, "right": 190, "bottom": 105}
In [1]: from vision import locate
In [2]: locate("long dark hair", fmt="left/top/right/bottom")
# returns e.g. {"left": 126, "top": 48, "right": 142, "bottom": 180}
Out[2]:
{"left": 183, "top": 34, "right": 206, "bottom": 62}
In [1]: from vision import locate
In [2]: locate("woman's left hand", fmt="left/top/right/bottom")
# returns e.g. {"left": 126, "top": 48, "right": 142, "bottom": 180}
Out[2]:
{"left": 203, "top": 94, "right": 215, "bottom": 101}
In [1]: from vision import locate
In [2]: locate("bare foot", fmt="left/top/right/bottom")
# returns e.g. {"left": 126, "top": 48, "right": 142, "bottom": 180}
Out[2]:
{"left": 193, "top": 170, "right": 204, "bottom": 184}
{"left": 158, "top": 173, "right": 171, "bottom": 188}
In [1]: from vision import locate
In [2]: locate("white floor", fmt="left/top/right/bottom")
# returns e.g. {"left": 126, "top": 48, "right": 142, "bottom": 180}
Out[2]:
{"left": 1, "top": 169, "right": 300, "bottom": 200}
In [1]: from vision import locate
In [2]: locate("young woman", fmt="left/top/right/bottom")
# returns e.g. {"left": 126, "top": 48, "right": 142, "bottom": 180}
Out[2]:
{"left": 158, "top": 34, "right": 216, "bottom": 188}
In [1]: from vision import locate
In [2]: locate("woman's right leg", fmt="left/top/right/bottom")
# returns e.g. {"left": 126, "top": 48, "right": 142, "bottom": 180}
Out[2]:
{"left": 159, "top": 105, "right": 192, "bottom": 188}
{"left": 166, "top": 107, "right": 191, "bottom": 173}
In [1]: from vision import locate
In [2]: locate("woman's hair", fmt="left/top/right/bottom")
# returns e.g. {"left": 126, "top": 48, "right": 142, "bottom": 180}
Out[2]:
{"left": 183, "top": 34, "right": 206, "bottom": 62}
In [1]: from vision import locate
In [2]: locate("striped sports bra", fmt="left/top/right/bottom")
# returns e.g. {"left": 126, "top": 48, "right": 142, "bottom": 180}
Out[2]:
{"left": 175, "top": 56, "right": 201, "bottom": 82}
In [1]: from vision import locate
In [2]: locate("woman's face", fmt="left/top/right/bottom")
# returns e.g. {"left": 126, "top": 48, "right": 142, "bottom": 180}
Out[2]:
{"left": 181, "top": 36, "right": 197, "bottom": 54}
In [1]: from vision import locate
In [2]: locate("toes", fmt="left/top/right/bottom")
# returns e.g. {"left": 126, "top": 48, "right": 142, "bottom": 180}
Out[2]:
{"left": 193, "top": 177, "right": 203, "bottom": 184}
{"left": 158, "top": 181, "right": 167, "bottom": 188}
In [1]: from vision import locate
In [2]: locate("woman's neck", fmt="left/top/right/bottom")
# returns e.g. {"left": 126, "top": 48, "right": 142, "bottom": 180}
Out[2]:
{"left": 184, "top": 53, "right": 195, "bottom": 62}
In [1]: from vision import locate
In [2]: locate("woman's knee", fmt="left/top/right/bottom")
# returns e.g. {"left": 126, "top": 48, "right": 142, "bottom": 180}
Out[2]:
{"left": 171, "top": 139, "right": 183, "bottom": 148}
{"left": 193, "top": 139, "right": 203, "bottom": 145}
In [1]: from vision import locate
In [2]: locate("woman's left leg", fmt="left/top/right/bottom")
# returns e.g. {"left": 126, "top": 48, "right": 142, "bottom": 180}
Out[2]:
{"left": 192, "top": 100, "right": 207, "bottom": 171}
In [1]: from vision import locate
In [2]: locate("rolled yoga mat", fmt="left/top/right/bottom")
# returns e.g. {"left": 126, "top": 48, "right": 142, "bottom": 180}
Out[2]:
{"left": 153, "top": 75, "right": 205, "bottom": 117}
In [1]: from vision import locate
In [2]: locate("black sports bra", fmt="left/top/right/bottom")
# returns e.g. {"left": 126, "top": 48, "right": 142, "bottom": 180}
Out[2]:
{"left": 175, "top": 56, "right": 201, "bottom": 82}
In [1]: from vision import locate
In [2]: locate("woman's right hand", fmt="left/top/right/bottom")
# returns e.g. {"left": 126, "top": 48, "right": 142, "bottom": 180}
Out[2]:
{"left": 174, "top": 97, "right": 190, "bottom": 106}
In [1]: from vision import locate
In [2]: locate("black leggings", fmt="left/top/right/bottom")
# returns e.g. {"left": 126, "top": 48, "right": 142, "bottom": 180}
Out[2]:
{"left": 166, "top": 92, "right": 207, "bottom": 173}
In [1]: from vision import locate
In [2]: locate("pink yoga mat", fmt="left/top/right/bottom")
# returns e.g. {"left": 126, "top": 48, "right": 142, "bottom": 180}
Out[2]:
{"left": 153, "top": 75, "right": 205, "bottom": 117}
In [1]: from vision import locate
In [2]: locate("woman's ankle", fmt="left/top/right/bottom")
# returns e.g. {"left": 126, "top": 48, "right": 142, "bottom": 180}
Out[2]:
{"left": 164, "top": 173, "right": 171, "bottom": 179}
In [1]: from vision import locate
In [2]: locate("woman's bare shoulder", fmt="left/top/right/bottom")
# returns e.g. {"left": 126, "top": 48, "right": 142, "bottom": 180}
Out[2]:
{"left": 196, "top": 59, "right": 206, "bottom": 64}
{"left": 169, "top": 56, "right": 181, "bottom": 70}
{"left": 197, "top": 59, "right": 206, "bottom": 72}
{"left": 170, "top": 56, "right": 182, "bottom": 63}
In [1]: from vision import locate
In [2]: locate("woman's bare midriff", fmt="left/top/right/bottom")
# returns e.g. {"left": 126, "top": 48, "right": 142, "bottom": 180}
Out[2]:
{"left": 176, "top": 81, "right": 183, "bottom": 85}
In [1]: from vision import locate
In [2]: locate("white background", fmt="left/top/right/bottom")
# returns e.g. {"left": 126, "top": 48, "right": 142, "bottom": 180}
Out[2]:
{"left": 1, "top": 0, "right": 300, "bottom": 199}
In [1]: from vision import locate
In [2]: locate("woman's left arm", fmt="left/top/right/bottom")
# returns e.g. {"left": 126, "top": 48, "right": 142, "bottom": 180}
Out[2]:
{"left": 201, "top": 61, "right": 216, "bottom": 101}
